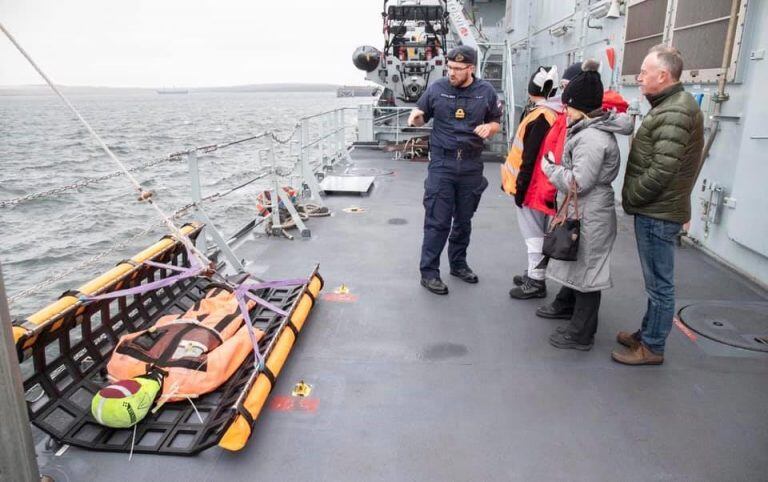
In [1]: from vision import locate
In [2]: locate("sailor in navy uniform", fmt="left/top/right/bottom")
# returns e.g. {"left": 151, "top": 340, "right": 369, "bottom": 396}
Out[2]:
{"left": 408, "top": 45, "right": 502, "bottom": 295}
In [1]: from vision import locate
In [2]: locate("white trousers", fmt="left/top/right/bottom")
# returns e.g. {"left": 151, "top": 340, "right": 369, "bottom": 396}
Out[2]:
{"left": 516, "top": 206, "right": 548, "bottom": 280}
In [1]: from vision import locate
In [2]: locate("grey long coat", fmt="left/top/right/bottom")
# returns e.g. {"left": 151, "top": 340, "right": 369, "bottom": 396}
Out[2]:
{"left": 542, "top": 112, "right": 634, "bottom": 292}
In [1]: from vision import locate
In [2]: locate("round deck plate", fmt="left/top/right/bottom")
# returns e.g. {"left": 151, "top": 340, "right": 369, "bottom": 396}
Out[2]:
{"left": 678, "top": 302, "right": 768, "bottom": 352}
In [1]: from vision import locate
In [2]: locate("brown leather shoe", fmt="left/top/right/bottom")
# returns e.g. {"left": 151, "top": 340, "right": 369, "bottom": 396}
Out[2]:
{"left": 616, "top": 330, "right": 641, "bottom": 350}
{"left": 611, "top": 343, "right": 664, "bottom": 366}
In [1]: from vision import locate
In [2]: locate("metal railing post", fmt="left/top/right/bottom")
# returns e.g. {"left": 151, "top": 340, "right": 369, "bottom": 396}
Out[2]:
{"left": 395, "top": 108, "right": 401, "bottom": 158}
{"left": 300, "top": 119, "right": 324, "bottom": 202}
{"left": 187, "top": 150, "right": 208, "bottom": 253}
{"left": 267, "top": 136, "right": 283, "bottom": 234}
{"left": 187, "top": 151, "right": 245, "bottom": 272}
{"left": 336, "top": 109, "right": 343, "bottom": 160}
{"left": 321, "top": 113, "right": 326, "bottom": 168}
{"left": 0, "top": 262, "right": 43, "bottom": 482}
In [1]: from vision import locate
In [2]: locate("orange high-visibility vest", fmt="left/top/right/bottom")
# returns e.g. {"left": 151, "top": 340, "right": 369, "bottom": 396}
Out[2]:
{"left": 501, "top": 106, "right": 559, "bottom": 195}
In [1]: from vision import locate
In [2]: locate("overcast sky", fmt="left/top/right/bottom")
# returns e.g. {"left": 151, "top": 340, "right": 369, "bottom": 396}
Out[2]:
{"left": 0, "top": 0, "right": 384, "bottom": 87}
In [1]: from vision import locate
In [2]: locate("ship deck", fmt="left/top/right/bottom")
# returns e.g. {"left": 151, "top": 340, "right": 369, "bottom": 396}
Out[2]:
{"left": 38, "top": 148, "right": 768, "bottom": 481}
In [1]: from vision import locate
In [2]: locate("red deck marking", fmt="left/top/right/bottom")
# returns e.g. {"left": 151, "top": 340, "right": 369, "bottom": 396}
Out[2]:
{"left": 269, "top": 396, "right": 320, "bottom": 413}
{"left": 674, "top": 317, "right": 697, "bottom": 342}
{"left": 269, "top": 395, "right": 295, "bottom": 412}
{"left": 321, "top": 293, "right": 359, "bottom": 303}
{"left": 298, "top": 398, "right": 319, "bottom": 413}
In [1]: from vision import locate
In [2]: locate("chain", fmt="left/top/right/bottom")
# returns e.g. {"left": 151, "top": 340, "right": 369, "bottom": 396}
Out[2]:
{"left": 269, "top": 123, "right": 301, "bottom": 145}
{"left": 0, "top": 127, "right": 302, "bottom": 209}
{"left": 0, "top": 154, "right": 184, "bottom": 208}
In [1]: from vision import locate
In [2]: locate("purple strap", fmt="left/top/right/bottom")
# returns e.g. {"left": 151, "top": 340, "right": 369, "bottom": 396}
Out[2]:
{"left": 142, "top": 260, "right": 190, "bottom": 272}
{"left": 82, "top": 254, "right": 307, "bottom": 372}
{"left": 84, "top": 267, "right": 201, "bottom": 301}
{"left": 235, "top": 292, "right": 266, "bottom": 370}
{"left": 83, "top": 244, "right": 205, "bottom": 302}
{"left": 233, "top": 277, "right": 308, "bottom": 369}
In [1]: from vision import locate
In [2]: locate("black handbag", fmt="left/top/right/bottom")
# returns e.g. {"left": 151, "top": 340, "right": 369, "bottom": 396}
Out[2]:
{"left": 543, "top": 181, "right": 580, "bottom": 261}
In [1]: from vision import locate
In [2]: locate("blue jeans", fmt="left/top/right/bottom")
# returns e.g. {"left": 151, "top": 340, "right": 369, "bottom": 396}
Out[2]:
{"left": 634, "top": 214, "right": 682, "bottom": 354}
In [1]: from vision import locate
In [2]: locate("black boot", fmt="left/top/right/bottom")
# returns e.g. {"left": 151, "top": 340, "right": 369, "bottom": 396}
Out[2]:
{"left": 450, "top": 267, "right": 479, "bottom": 284}
{"left": 509, "top": 277, "right": 546, "bottom": 299}
{"left": 538, "top": 286, "right": 576, "bottom": 319}
{"left": 548, "top": 330, "right": 593, "bottom": 351}
{"left": 421, "top": 277, "right": 449, "bottom": 295}
{"left": 536, "top": 304, "right": 574, "bottom": 319}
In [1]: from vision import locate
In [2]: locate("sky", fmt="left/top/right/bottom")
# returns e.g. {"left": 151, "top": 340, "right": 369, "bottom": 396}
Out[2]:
{"left": 0, "top": 0, "right": 384, "bottom": 87}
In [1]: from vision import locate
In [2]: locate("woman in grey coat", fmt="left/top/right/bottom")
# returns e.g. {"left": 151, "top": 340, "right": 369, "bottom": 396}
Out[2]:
{"left": 538, "top": 60, "right": 634, "bottom": 350}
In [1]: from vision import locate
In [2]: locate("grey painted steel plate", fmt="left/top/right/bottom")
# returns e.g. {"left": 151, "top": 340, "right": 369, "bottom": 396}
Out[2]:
{"left": 320, "top": 175, "right": 375, "bottom": 194}
{"left": 678, "top": 301, "right": 768, "bottom": 352}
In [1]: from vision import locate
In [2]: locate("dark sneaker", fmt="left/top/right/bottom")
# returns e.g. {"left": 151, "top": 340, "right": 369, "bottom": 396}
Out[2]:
{"left": 513, "top": 271, "right": 528, "bottom": 286}
{"left": 509, "top": 277, "right": 546, "bottom": 299}
{"left": 420, "top": 277, "right": 449, "bottom": 295}
{"left": 536, "top": 303, "right": 574, "bottom": 320}
{"left": 555, "top": 324, "right": 570, "bottom": 334}
{"left": 616, "top": 330, "right": 641, "bottom": 350}
{"left": 450, "top": 267, "right": 479, "bottom": 284}
{"left": 548, "top": 331, "right": 593, "bottom": 351}
{"left": 611, "top": 343, "right": 664, "bottom": 365}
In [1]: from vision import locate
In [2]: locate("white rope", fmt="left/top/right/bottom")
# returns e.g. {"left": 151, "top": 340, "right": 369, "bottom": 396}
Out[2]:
{"left": 0, "top": 22, "right": 210, "bottom": 268}
{"left": 128, "top": 424, "right": 137, "bottom": 461}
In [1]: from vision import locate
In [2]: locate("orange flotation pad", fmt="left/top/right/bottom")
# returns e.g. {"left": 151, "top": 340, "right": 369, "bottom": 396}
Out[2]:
{"left": 107, "top": 285, "right": 261, "bottom": 402}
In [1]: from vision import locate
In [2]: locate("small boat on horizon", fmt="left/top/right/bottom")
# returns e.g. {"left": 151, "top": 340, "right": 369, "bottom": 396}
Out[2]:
{"left": 156, "top": 87, "right": 188, "bottom": 94}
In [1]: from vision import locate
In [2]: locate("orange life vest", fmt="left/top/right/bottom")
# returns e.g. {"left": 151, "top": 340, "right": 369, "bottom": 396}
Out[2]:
{"left": 107, "top": 285, "right": 260, "bottom": 402}
{"left": 501, "top": 106, "right": 559, "bottom": 195}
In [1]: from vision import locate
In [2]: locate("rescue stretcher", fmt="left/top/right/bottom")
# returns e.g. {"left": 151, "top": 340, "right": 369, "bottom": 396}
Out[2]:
{"left": 12, "top": 223, "right": 323, "bottom": 455}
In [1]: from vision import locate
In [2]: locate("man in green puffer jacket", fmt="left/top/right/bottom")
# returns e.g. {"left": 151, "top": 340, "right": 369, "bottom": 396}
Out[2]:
{"left": 612, "top": 45, "right": 704, "bottom": 366}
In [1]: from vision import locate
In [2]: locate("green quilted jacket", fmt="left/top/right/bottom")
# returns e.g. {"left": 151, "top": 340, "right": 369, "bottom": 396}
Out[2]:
{"left": 622, "top": 83, "right": 705, "bottom": 223}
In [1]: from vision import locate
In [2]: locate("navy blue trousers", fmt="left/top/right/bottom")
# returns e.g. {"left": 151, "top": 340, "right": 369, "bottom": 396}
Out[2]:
{"left": 419, "top": 167, "right": 488, "bottom": 279}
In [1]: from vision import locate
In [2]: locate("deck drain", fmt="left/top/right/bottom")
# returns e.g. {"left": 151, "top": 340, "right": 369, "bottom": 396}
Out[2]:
{"left": 678, "top": 301, "right": 768, "bottom": 352}
{"left": 388, "top": 218, "right": 407, "bottom": 225}
{"left": 420, "top": 342, "right": 468, "bottom": 361}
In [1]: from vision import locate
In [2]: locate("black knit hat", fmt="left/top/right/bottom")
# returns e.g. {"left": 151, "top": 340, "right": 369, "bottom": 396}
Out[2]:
{"left": 561, "top": 59, "right": 603, "bottom": 112}
{"left": 562, "top": 62, "right": 583, "bottom": 82}
{"left": 528, "top": 65, "right": 559, "bottom": 98}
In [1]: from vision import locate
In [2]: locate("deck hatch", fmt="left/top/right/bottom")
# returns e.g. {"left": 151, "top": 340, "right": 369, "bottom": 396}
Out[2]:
{"left": 677, "top": 301, "right": 768, "bottom": 353}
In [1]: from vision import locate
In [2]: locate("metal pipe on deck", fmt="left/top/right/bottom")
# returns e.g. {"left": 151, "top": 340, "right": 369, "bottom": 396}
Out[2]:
{"left": 702, "top": 0, "right": 741, "bottom": 162}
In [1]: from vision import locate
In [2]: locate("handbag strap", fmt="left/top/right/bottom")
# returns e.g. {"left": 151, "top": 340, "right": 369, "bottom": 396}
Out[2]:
{"left": 550, "top": 179, "right": 580, "bottom": 228}
{"left": 570, "top": 179, "right": 580, "bottom": 218}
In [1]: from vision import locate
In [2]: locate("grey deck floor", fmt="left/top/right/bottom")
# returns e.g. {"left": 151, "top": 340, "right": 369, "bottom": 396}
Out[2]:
{"left": 39, "top": 148, "right": 768, "bottom": 481}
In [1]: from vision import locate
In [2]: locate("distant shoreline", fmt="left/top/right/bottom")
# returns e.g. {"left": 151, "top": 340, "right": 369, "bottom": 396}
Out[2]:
{"left": 0, "top": 83, "right": 368, "bottom": 96}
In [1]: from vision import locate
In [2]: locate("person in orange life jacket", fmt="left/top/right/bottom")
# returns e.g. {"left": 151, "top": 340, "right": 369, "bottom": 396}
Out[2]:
{"left": 538, "top": 59, "right": 634, "bottom": 350}
{"left": 502, "top": 66, "right": 561, "bottom": 300}
{"left": 408, "top": 45, "right": 502, "bottom": 295}
{"left": 506, "top": 63, "right": 586, "bottom": 299}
